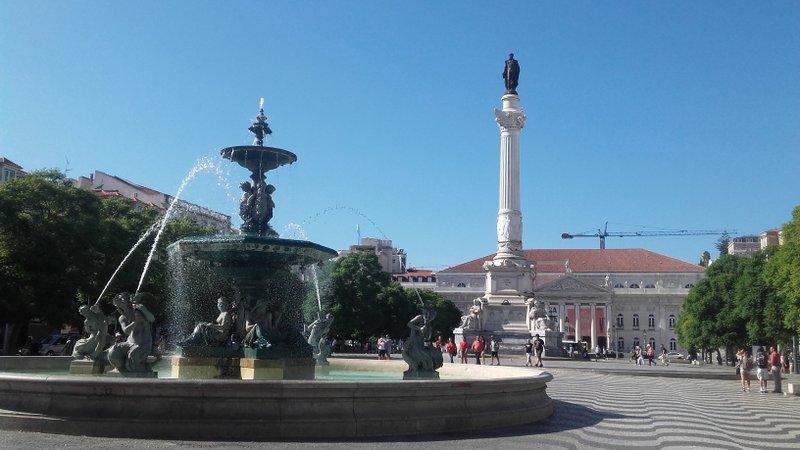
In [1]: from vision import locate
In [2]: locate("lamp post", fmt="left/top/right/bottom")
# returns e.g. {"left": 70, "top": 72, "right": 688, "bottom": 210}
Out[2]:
{"left": 611, "top": 324, "right": 617, "bottom": 359}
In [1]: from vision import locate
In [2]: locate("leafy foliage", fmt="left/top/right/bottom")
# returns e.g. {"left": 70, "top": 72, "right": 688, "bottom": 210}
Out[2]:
{"left": 0, "top": 171, "right": 214, "bottom": 351}
{"left": 764, "top": 206, "right": 800, "bottom": 335}
{"left": 325, "top": 251, "right": 461, "bottom": 341}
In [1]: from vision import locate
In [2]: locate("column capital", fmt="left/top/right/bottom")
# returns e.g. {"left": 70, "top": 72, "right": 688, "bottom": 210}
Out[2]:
{"left": 494, "top": 109, "right": 526, "bottom": 130}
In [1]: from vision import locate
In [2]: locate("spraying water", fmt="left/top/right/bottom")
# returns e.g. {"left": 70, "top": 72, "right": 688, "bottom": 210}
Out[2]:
{"left": 136, "top": 156, "right": 226, "bottom": 293}
{"left": 299, "top": 206, "right": 389, "bottom": 240}
{"left": 286, "top": 222, "right": 323, "bottom": 311}
{"left": 95, "top": 222, "right": 158, "bottom": 304}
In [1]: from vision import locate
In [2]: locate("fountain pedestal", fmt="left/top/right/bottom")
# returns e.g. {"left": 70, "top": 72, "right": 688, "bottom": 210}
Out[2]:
{"left": 171, "top": 356, "right": 241, "bottom": 379}
{"left": 240, "top": 357, "right": 315, "bottom": 380}
{"left": 68, "top": 359, "right": 106, "bottom": 375}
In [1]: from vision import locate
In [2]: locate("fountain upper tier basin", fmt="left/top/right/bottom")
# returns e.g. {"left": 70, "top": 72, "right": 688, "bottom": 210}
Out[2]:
{"left": 220, "top": 145, "right": 297, "bottom": 174}
{"left": 168, "top": 234, "right": 338, "bottom": 267}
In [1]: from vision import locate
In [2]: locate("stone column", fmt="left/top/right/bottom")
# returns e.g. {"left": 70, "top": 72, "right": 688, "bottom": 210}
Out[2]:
{"left": 605, "top": 305, "right": 611, "bottom": 350}
{"left": 574, "top": 304, "right": 581, "bottom": 343}
{"left": 493, "top": 94, "right": 526, "bottom": 264}
{"left": 590, "top": 302, "right": 597, "bottom": 351}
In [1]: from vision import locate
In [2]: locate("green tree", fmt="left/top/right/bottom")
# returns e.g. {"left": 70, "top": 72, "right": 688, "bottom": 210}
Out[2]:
{"left": 715, "top": 232, "right": 731, "bottom": 256}
{"left": 0, "top": 170, "right": 216, "bottom": 353}
{"left": 734, "top": 249, "right": 790, "bottom": 345}
{"left": 764, "top": 205, "right": 800, "bottom": 335}
{"left": 0, "top": 171, "right": 105, "bottom": 351}
{"left": 326, "top": 251, "right": 390, "bottom": 341}
{"left": 677, "top": 255, "right": 744, "bottom": 358}
{"left": 323, "top": 251, "right": 462, "bottom": 342}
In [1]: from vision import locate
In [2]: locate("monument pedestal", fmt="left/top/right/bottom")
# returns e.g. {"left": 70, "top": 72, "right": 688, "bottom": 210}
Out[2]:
{"left": 240, "top": 357, "right": 315, "bottom": 380}
{"left": 171, "top": 356, "right": 241, "bottom": 379}
{"left": 69, "top": 359, "right": 106, "bottom": 375}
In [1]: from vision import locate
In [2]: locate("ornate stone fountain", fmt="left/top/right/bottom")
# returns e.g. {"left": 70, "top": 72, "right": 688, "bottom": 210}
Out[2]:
{"left": 168, "top": 104, "right": 337, "bottom": 379}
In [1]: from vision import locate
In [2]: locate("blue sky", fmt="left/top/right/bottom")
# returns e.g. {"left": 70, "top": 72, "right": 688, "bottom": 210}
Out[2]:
{"left": 2, "top": 2, "right": 799, "bottom": 269}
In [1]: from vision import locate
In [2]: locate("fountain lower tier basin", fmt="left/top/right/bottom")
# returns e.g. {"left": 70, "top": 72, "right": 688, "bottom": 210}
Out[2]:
{"left": 168, "top": 234, "right": 338, "bottom": 267}
{"left": 0, "top": 358, "right": 553, "bottom": 440}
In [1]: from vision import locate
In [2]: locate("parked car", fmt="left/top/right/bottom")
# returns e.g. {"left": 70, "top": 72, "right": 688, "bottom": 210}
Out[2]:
{"left": 666, "top": 351, "right": 685, "bottom": 360}
{"left": 39, "top": 334, "right": 78, "bottom": 356}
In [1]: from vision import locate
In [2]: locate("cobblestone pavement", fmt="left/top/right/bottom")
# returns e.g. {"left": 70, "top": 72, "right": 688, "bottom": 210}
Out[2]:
{"left": 1, "top": 369, "right": 798, "bottom": 449}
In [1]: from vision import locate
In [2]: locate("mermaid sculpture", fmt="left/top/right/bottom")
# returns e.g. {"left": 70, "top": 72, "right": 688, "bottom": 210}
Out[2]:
{"left": 401, "top": 309, "right": 443, "bottom": 379}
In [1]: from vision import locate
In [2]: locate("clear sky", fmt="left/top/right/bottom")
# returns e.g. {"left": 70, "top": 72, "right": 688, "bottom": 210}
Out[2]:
{"left": 2, "top": 2, "right": 799, "bottom": 270}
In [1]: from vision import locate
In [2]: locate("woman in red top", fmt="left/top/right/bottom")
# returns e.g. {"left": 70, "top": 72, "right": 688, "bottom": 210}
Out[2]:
{"left": 472, "top": 336, "right": 485, "bottom": 365}
{"left": 458, "top": 337, "right": 469, "bottom": 364}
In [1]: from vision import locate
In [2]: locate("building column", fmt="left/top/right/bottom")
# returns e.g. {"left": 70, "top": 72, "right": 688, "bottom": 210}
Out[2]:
{"left": 558, "top": 303, "right": 564, "bottom": 333}
{"left": 605, "top": 304, "right": 611, "bottom": 350}
{"left": 590, "top": 302, "right": 597, "bottom": 351}
{"left": 574, "top": 304, "right": 581, "bottom": 343}
{"left": 492, "top": 94, "right": 526, "bottom": 264}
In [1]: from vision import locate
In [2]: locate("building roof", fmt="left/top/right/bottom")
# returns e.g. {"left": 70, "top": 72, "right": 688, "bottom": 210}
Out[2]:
{"left": 441, "top": 249, "right": 705, "bottom": 274}
{"left": 393, "top": 268, "right": 435, "bottom": 278}
{"left": 0, "top": 157, "right": 23, "bottom": 170}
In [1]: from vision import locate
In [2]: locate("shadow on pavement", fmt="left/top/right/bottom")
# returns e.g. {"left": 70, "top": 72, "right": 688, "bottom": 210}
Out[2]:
{"left": 340, "top": 399, "right": 629, "bottom": 443}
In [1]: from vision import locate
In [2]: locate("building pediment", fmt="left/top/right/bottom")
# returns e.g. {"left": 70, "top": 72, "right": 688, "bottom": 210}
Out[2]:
{"left": 534, "top": 274, "right": 612, "bottom": 296}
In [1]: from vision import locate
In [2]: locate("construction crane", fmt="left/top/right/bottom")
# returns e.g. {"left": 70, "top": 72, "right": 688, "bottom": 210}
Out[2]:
{"left": 561, "top": 222, "right": 735, "bottom": 249}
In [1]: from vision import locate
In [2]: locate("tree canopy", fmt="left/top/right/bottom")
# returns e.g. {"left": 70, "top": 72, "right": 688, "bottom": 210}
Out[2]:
{"left": 0, "top": 171, "right": 214, "bottom": 352}
{"left": 678, "top": 206, "right": 799, "bottom": 352}
{"left": 323, "top": 251, "right": 461, "bottom": 342}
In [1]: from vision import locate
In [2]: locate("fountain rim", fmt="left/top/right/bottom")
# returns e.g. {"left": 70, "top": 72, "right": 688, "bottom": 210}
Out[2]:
{"left": 219, "top": 145, "right": 297, "bottom": 166}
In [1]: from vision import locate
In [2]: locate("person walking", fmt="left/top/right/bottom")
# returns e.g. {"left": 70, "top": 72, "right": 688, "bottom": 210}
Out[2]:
{"left": 755, "top": 346, "right": 769, "bottom": 393}
{"left": 377, "top": 337, "right": 386, "bottom": 360}
{"left": 489, "top": 336, "right": 501, "bottom": 365}
{"left": 472, "top": 335, "right": 485, "bottom": 365}
{"left": 523, "top": 339, "right": 534, "bottom": 367}
{"left": 445, "top": 338, "right": 457, "bottom": 364}
{"left": 736, "top": 347, "right": 752, "bottom": 392}
{"left": 636, "top": 346, "right": 644, "bottom": 366}
{"left": 458, "top": 336, "right": 468, "bottom": 364}
{"left": 646, "top": 344, "right": 655, "bottom": 366}
{"left": 533, "top": 334, "right": 545, "bottom": 368}
{"left": 769, "top": 346, "right": 782, "bottom": 393}
{"left": 660, "top": 345, "right": 669, "bottom": 366}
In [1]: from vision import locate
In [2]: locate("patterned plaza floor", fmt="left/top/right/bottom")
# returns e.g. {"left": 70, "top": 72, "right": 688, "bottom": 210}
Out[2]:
{"left": 1, "top": 369, "right": 797, "bottom": 449}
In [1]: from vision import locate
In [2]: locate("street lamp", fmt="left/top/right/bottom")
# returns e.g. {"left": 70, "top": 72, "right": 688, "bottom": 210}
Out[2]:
{"left": 611, "top": 324, "right": 617, "bottom": 359}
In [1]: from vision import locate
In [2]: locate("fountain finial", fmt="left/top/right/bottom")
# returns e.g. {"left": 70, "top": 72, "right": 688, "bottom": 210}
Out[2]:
{"left": 248, "top": 100, "right": 272, "bottom": 146}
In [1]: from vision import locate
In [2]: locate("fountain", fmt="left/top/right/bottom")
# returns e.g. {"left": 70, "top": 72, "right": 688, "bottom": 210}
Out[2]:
{"left": 0, "top": 93, "right": 554, "bottom": 440}
{"left": 168, "top": 103, "right": 338, "bottom": 379}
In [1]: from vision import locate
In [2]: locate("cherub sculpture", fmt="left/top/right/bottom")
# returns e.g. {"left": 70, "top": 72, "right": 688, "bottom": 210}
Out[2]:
{"left": 72, "top": 303, "right": 112, "bottom": 360}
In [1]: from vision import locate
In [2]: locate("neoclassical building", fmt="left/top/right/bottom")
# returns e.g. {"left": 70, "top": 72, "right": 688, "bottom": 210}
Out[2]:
{"left": 435, "top": 248, "right": 705, "bottom": 354}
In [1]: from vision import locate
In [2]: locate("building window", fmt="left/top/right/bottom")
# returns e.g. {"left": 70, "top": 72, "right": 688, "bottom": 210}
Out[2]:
{"left": 649, "top": 337, "right": 656, "bottom": 348}
{"left": 617, "top": 338, "right": 624, "bottom": 350}
{"left": 669, "top": 338, "right": 677, "bottom": 351}
{"left": 684, "top": 283, "right": 694, "bottom": 288}
{"left": 400, "top": 277, "right": 408, "bottom": 282}
{"left": 456, "top": 282, "right": 466, "bottom": 288}
{"left": 629, "top": 283, "right": 640, "bottom": 289}
{"left": 645, "top": 284, "right": 655, "bottom": 289}
{"left": 648, "top": 314, "right": 655, "bottom": 329}
{"left": 668, "top": 315, "right": 676, "bottom": 328}
{"left": 633, "top": 338, "right": 640, "bottom": 348}
{"left": 616, "top": 314, "right": 623, "bottom": 328}
{"left": 613, "top": 283, "right": 624, "bottom": 288}
{"left": 632, "top": 314, "right": 639, "bottom": 329}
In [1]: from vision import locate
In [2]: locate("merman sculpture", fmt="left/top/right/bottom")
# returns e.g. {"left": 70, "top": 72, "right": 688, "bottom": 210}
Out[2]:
{"left": 107, "top": 293, "right": 156, "bottom": 376}
{"left": 402, "top": 309, "right": 443, "bottom": 380}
